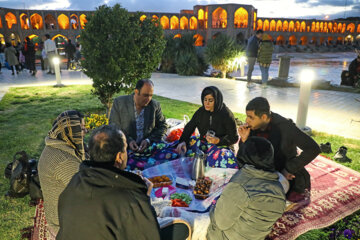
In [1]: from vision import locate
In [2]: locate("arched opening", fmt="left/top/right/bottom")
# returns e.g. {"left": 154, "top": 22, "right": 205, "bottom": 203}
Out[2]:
{"left": 152, "top": 15, "right": 159, "bottom": 27}
{"left": 337, "top": 36, "right": 343, "bottom": 44}
{"left": 307, "top": 26, "right": 310, "bottom": 32}
{"left": 345, "top": 35, "right": 354, "bottom": 44}
{"left": 315, "top": 22, "right": 320, "bottom": 32}
{"left": 234, "top": 7, "right": 248, "bottom": 28}
{"left": 289, "top": 21, "right": 294, "bottom": 32}
{"left": 140, "top": 15, "right": 147, "bottom": 21}
{"left": 333, "top": 22, "right": 337, "bottom": 33}
{"left": 263, "top": 19, "right": 269, "bottom": 31}
{"left": 30, "top": 13, "right": 43, "bottom": 30}
{"left": 341, "top": 24, "right": 346, "bottom": 33}
{"left": 198, "top": 9, "right": 205, "bottom": 29}
{"left": 276, "top": 20, "right": 282, "bottom": 31}
{"left": 311, "top": 22, "right": 315, "bottom": 32}
{"left": 174, "top": 34, "right": 182, "bottom": 39}
{"left": 311, "top": 36, "right": 316, "bottom": 45}
{"left": 328, "top": 36, "right": 333, "bottom": 45}
{"left": 70, "top": 14, "right": 78, "bottom": 29}
{"left": 320, "top": 37, "right": 325, "bottom": 45}
{"left": 236, "top": 32, "right": 245, "bottom": 44}
{"left": 356, "top": 34, "right": 360, "bottom": 42}
{"left": 170, "top": 16, "right": 179, "bottom": 30}
{"left": 347, "top": 23, "right": 355, "bottom": 33}
{"left": 320, "top": 22, "right": 324, "bottom": 32}
{"left": 324, "top": 22, "right": 328, "bottom": 33}
{"left": 337, "top": 23, "right": 342, "bottom": 33}
{"left": 45, "top": 14, "right": 57, "bottom": 29}
{"left": 328, "top": 22, "right": 333, "bottom": 33}
{"left": 300, "top": 36, "right": 307, "bottom": 45}
{"left": 180, "top": 16, "right": 188, "bottom": 30}
{"left": 20, "top": 13, "right": 30, "bottom": 29}
{"left": 253, "top": 12, "right": 257, "bottom": 30}
{"left": 27, "top": 34, "right": 41, "bottom": 49}
{"left": 357, "top": 24, "right": 360, "bottom": 33}
{"left": 300, "top": 21, "right": 306, "bottom": 32}
{"left": 80, "top": 14, "right": 87, "bottom": 29}
{"left": 0, "top": 17, "right": 2, "bottom": 28}
{"left": 257, "top": 19, "right": 263, "bottom": 30}
{"left": 212, "top": 32, "right": 221, "bottom": 39}
{"left": 283, "top": 21, "right": 288, "bottom": 31}
{"left": 189, "top": 16, "right": 197, "bottom": 30}
{"left": 289, "top": 35, "right": 297, "bottom": 45}
{"left": 276, "top": 35, "right": 285, "bottom": 45}
{"left": 160, "top": 16, "right": 169, "bottom": 29}
{"left": 9, "top": 33, "right": 20, "bottom": 46}
{"left": 270, "top": 20, "right": 276, "bottom": 31}
{"left": 58, "top": 14, "right": 69, "bottom": 30}
{"left": 193, "top": 34, "right": 204, "bottom": 46}
{"left": 212, "top": 7, "right": 227, "bottom": 28}
{"left": 0, "top": 34, "right": 4, "bottom": 44}
{"left": 52, "top": 34, "right": 68, "bottom": 54}
{"left": 5, "top": 12, "right": 17, "bottom": 29}
{"left": 295, "top": 21, "right": 300, "bottom": 32}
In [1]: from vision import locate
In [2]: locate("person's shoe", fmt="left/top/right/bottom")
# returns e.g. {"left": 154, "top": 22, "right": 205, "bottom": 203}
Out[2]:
{"left": 320, "top": 142, "right": 332, "bottom": 153}
{"left": 333, "top": 146, "right": 352, "bottom": 162}
{"left": 247, "top": 82, "right": 255, "bottom": 88}
{"left": 47, "top": 71, "right": 52, "bottom": 74}
{"left": 11, "top": 72, "right": 14, "bottom": 75}
{"left": 261, "top": 83, "right": 268, "bottom": 88}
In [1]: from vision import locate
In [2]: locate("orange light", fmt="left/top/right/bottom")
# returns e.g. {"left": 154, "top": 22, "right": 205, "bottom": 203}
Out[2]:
{"left": 5, "top": 12, "right": 17, "bottom": 29}
{"left": 234, "top": 7, "right": 248, "bottom": 28}
{"left": 30, "top": 13, "right": 43, "bottom": 30}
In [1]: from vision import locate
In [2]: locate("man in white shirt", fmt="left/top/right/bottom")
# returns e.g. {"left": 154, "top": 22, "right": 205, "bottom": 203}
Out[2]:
{"left": 43, "top": 34, "right": 57, "bottom": 74}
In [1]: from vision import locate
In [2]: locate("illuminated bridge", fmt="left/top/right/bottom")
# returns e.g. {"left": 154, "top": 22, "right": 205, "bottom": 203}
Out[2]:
{"left": 1, "top": 4, "right": 359, "bottom": 50}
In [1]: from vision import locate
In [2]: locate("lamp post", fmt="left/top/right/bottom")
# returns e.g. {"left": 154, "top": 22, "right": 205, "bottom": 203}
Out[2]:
{"left": 239, "top": 56, "right": 246, "bottom": 77}
{"left": 296, "top": 69, "right": 314, "bottom": 134}
{"left": 53, "top": 57, "right": 64, "bottom": 87}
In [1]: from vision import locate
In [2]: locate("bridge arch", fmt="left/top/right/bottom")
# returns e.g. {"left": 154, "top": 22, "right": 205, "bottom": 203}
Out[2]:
{"left": 170, "top": 16, "right": 179, "bottom": 30}
{"left": 160, "top": 16, "right": 169, "bottom": 29}
{"left": 30, "top": 13, "right": 43, "bottom": 30}
{"left": 189, "top": 16, "right": 197, "bottom": 30}
{"left": 5, "top": 12, "right": 17, "bottom": 29}
{"left": 45, "top": 14, "right": 57, "bottom": 29}
{"left": 180, "top": 16, "right": 188, "bottom": 30}
{"left": 79, "top": 14, "right": 87, "bottom": 29}
{"left": 234, "top": 7, "right": 248, "bottom": 28}
{"left": 212, "top": 7, "right": 227, "bottom": 28}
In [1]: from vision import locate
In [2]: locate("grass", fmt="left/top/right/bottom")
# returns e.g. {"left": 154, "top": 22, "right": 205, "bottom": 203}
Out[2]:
{"left": 0, "top": 85, "right": 359, "bottom": 239}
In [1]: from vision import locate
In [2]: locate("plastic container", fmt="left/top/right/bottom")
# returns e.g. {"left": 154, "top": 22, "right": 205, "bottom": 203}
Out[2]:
{"left": 149, "top": 175, "right": 173, "bottom": 188}
{"left": 193, "top": 177, "right": 212, "bottom": 200}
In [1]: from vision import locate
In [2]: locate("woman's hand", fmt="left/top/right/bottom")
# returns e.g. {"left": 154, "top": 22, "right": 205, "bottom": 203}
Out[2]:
{"left": 206, "top": 136, "right": 220, "bottom": 145}
{"left": 176, "top": 142, "right": 187, "bottom": 155}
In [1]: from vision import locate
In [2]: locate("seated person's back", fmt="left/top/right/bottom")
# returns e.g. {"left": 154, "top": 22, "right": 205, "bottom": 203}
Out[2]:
{"left": 57, "top": 125, "right": 161, "bottom": 240}
{"left": 207, "top": 137, "right": 286, "bottom": 240}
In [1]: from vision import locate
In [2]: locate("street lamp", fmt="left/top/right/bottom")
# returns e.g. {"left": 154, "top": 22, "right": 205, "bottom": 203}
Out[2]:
{"left": 53, "top": 57, "right": 64, "bottom": 87}
{"left": 296, "top": 69, "right": 314, "bottom": 134}
{"left": 239, "top": 56, "right": 247, "bottom": 77}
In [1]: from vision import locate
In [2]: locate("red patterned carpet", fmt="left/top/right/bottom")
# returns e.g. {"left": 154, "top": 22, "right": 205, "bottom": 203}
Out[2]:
{"left": 30, "top": 155, "right": 360, "bottom": 240}
{"left": 268, "top": 155, "right": 360, "bottom": 240}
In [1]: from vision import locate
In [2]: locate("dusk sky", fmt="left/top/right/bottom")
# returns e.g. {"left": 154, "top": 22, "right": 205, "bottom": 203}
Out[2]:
{"left": 0, "top": 0, "right": 359, "bottom": 20}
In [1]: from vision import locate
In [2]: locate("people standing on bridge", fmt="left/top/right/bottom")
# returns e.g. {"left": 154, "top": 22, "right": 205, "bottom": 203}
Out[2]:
{"left": 43, "top": 34, "right": 57, "bottom": 75}
{"left": 4, "top": 42, "right": 20, "bottom": 75}
{"left": 246, "top": 30, "right": 263, "bottom": 88}
{"left": 0, "top": 43, "right": 5, "bottom": 73}
{"left": 22, "top": 37, "right": 37, "bottom": 76}
{"left": 257, "top": 34, "right": 274, "bottom": 88}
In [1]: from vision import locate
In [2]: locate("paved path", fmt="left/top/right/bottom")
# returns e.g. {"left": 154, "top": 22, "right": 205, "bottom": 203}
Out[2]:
{"left": 0, "top": 70, "right": 359, "bottom": 139}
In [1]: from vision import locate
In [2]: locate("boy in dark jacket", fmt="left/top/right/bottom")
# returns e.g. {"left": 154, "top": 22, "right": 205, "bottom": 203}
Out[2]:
{"left": 237, "top": 97, "right": 320, "bottom": 203}
{"left": 57, "top": 125, "right": 161, "bottom": 240}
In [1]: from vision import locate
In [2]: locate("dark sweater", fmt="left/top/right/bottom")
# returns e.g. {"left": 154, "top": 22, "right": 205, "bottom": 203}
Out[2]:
{"left": 57, "top": 161, "right": 161, "bottom": 240}
{"left": 179, "top": 105, "right": 239, "bottom": 147}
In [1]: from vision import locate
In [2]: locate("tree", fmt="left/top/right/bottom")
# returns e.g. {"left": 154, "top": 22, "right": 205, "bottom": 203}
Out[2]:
{"left": 81, "top": 4, "right": 166, "bottom": 115}
{"left": 204, "top": 34, "right": 244, "bottom": 78}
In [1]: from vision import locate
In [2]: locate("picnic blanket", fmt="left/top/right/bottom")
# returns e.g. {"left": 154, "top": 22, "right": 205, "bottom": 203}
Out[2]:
{"left": 158, "top": 155, "right": 360, "bottom": 240}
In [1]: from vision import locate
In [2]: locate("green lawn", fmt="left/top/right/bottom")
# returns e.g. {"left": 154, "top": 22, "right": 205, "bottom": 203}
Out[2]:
{"left": 0, "top": 85, "right": 359, "bottom": 239}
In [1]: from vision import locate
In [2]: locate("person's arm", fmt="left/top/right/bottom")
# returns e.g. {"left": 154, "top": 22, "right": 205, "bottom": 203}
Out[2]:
{"left": 178, "top": 109, "right": 200, "bottom": 145}
{"left": 284, "top": 122, "right": 321, "bottom": 174}
{"left": 109, "top": 98, "right": 134, "bottom": 144}
{"left": 148, "top": 102, "right": 167, "bottom": 143}
{"left": 217, "top": 111, "right": 239, "bottom": 146}
{"left": 210, "top": 182, "right": 248, "bottom": 231}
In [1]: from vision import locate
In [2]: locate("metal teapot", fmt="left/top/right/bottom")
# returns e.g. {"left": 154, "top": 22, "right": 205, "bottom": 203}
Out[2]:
{"left": 191, "top": 150, "right": 206, "bottom": 180}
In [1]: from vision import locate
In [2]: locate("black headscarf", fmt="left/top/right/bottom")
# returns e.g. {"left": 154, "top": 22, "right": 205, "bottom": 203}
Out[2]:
{"left": 201, "top": 86, "right": 224, "bottom": 112}
{"left": 237, "top": 136, "right": 275, "bottom": 172}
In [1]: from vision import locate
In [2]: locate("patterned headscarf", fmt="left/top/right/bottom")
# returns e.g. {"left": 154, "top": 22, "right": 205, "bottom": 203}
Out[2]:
{"left": 48, "top": 110, "right": 85, "bottom": 160}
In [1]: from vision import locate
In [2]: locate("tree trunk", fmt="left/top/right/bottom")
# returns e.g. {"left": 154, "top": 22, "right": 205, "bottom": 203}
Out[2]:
{"left": 106, "top": 98, "right": 113, "bottom": 119}
{"left": 221, "top": 70, "right": 227, "bottom": 79}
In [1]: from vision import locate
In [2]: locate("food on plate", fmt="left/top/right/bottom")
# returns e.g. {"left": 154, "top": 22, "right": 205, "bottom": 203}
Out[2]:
{"left": 193, "top": 177, "right": 212, "bottom": 199}
{"left": 170, "top": 193, "right": 192, "bottom": 207}
{"left": 149, "top": 175, "right": 172, "bottom": 188}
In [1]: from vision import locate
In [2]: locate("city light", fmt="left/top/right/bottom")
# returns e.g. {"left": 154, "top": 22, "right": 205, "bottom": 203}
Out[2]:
{"left": 52, "top": 57, "right": 60, "bottom": 65}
